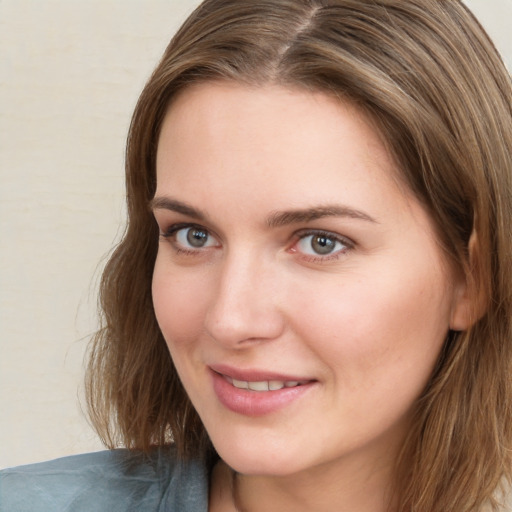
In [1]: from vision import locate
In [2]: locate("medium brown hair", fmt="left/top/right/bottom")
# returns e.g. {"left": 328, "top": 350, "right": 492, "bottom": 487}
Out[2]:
{"left": 86, "top": 1, "right": 512, "bottom": 510}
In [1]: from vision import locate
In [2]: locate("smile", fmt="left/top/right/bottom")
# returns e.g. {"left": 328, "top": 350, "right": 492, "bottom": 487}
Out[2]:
{"left": 210, "top": 366, "right": 316, "bottom": 416}
{"left": 225, "top": 376, "right": 306, "bottom": 392}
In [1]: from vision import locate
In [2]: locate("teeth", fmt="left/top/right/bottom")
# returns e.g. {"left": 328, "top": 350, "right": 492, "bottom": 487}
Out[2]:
{"left": 227, "top": 377, "right": 303, "bottom": 392}
{"left": 248, "top": 381, "right": 269, "bottom": 391}
{"left": 269, "top": 380, "right": 285, "bottom": 391}
{"left": 232, "top": 379, "right": 249, "bottom": 389}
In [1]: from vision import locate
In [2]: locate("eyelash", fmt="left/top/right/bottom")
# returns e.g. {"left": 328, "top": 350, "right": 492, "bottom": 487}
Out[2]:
{"left": 160, "top": 223, "right": 218, "bottom": 256}
{"left": 291, "top": 229, "right": 354, "bottom": 262}
{"left": 159, "top": 223, "right": 354, "bottom": 261}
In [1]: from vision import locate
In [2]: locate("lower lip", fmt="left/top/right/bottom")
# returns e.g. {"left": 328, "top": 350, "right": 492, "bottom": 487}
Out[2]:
{"left": 211, "top": 371, "right": 316, "bottom": 417}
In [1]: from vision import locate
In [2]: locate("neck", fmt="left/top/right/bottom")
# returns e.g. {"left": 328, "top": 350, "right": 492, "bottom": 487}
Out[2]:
{"left": 234, "top": 457, "right": 395, "bottom": 512}
{"left": 210, "top": 452, "right": 397, "bottom": 512}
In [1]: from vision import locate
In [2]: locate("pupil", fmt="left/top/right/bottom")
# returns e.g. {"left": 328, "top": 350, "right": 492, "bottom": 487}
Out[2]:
{"left": 187, "top": 228, "right": 208, "bottom": 247}
{"left": 312, "top": 235, "right": 335, "bottom": 255}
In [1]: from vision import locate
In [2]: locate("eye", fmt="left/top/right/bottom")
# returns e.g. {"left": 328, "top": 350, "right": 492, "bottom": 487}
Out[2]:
{"left": 176, "top": 226, "right": 215, "bottom": 248}
{"left": 294, "top": 231, "right": 352, "bottom": 258}
{"left": 161, "top": 224, "right": 220, "bottom": 251}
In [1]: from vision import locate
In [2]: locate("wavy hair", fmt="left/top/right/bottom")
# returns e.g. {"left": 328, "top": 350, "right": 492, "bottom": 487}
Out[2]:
{"left": 86, "top": 1, "right": 512, "bottom": 510}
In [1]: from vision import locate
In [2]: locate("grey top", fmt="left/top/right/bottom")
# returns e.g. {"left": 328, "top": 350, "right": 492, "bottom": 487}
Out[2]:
{"left": 0, "top": 448, "right": 209, "bottom": 512}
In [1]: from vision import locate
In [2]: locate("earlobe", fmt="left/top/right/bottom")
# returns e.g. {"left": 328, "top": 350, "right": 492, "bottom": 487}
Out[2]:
{"left": 449, "top": 283, "right": 475, "bottom": 331}
{"left": 449, "top": 231, "right": 488, "bottom": 331}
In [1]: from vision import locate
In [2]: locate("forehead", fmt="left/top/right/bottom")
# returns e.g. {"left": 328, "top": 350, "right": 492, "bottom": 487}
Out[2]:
{"left": 155, "top": 82, "right": 400, "bottom": 195}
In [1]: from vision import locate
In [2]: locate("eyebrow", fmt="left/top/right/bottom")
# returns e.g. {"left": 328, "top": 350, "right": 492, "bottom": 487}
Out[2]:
{"left": 266, "top": 205, "right": 377, "bottom": 227}
{"left": 149, "top": 197, "right": 207, "bottom": 221}
{"left": 150, "top": 196, "right": 377, "bottom": 226}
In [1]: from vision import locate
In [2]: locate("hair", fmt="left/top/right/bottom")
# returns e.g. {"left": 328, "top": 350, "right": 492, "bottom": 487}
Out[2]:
{"left": 86, "top": 1, "right": 512, "bottom": 510}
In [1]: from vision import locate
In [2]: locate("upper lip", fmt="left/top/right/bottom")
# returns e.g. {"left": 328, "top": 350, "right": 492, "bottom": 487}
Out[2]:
{"left": 209, "top": 363, "right": 315, "bottom": 383}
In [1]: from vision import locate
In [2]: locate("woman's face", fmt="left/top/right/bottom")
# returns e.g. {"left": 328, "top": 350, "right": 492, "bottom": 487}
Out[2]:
{"left": 152, "top": 82, "right": 466, "bottom": 478}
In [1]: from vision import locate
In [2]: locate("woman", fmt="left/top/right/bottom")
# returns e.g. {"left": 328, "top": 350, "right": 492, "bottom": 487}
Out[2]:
{"left": 2, "top": 0, "right": 512, "bottom": 511}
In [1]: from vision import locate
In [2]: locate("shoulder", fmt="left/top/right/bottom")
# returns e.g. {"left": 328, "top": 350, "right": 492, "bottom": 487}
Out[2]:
{"left": 0, "top": 447, "right": 208, "bottom": 512}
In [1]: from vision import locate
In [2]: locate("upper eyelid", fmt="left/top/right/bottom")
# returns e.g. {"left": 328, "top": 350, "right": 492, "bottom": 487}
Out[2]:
{"left": 160, "top": 223, "right": 222, "bottom": 250}
{"left": 158, "top": 221, "right": 354, "bottom": 249}
{"left": 293, "top": 228, "right": 355, "bottom": 246}
{"left": 160, "top": 222, "right": 207, "bottom": 235}
{"left": 153, "top": 209, "right": 221, "bottom": 238}
{"left": 291, "top": 231, "right": 354, "bottom": 263}
{"left": 158, "top": 220, "right": 218, "bottom": 238}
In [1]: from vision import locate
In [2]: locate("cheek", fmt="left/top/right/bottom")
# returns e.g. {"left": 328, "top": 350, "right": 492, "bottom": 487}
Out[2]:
{"left": 291, "top": 265, "right": 451, "bottom": 388}
{"left": 152, "top": 258, "right": 210, "bottom": 348}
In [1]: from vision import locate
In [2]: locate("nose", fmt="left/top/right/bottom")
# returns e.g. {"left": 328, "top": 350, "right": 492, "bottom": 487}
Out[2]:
{"left": 204, "top": 251, "right": 285, "bottom": 348}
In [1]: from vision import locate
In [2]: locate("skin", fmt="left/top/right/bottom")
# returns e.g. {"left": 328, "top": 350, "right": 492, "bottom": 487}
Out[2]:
{"left": 151, "top": 82, "right": 470, "bottom": 512}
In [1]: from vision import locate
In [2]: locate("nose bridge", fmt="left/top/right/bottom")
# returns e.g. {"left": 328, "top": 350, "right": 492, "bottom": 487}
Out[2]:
{"left": 204, "top": 247, "right": 284, "bottom": 346}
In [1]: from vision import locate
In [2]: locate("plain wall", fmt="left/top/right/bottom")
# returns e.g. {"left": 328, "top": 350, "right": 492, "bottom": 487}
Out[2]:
{"left": 1, "top": 0, "right": 511, "bottom": 469}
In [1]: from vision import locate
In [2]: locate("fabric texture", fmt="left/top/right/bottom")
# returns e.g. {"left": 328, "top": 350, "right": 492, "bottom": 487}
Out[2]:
{"left": 0, "top": 448, "right": 209, "bottom": 512}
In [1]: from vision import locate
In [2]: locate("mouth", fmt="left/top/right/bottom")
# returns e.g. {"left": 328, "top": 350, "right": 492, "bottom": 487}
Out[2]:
{"left": 223, "top": 375, "right": 309, "bottom": 392}
{"left": 209, "top": 365, "right": 317, "bottom": 416}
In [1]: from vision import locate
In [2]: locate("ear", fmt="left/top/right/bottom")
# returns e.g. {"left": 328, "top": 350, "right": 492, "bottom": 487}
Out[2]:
{"left": 449, "top": 231, "right": 488, "bottom": 331}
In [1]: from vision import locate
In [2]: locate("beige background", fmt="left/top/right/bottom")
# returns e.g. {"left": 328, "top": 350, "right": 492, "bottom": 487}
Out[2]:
{"left": 1, "top": 0, "right": 511, "bottom": 469}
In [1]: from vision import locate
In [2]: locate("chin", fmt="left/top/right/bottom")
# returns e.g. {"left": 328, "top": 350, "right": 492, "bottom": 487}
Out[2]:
{"left": 212, "top": 437, "right": 308, "bottom": 477}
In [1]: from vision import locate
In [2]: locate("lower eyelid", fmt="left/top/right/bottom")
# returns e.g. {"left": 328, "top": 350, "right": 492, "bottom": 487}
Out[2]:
{"left": 290, "top": 231, "right": 354, "bottom": 261}
{"left": 160, "top": 224, "right": 222, "bottom": 255}
{"left": 160, "top": 225, "right": 352, "bottom": 260}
